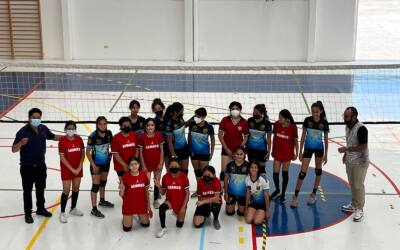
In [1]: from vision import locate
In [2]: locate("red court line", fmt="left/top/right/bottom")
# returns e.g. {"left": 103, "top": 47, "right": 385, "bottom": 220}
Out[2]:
{"left": 0, "top": 78, "right": 45, "bottom": 119}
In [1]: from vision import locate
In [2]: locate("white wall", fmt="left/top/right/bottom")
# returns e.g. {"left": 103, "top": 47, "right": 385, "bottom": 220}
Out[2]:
{"left": 39, "top": 0, "right": 360, "bottom": 62}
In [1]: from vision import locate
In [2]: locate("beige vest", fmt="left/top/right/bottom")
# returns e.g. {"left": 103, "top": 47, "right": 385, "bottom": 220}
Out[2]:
{"left": 345, "top": 121, "right": 369, "bottom": 164}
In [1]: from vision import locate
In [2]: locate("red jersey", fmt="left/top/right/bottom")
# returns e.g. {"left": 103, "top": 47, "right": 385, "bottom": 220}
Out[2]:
{"left": 122, "top": 171, "right": 149, "bottom": 215}
{"left": 272, "top": 121, "right": 298, "bottom": 162}
{"left": 111, "top": 132, "right": 137, "bottom": 172}
{"left": 219, "top": 116, "right": 249, "bottom": 152}
{"left": 58, "top": 135, "right": 84, "bottom": 181}
{"left": 162, "top": 172, "right": 189, "bottom": 214}
{"left": 196, "top": 177, "right": 222, "bottom": 204}
{"left": 138, "top": 131, "right": 164, "bottom": 172}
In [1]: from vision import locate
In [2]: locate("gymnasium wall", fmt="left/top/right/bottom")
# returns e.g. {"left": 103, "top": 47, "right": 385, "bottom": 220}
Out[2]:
{"left": 40, "top": 0, "right": 359, "bottom": 62}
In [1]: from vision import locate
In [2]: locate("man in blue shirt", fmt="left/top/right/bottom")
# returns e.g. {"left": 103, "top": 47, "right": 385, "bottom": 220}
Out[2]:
{"left": 12, "top": 108, "right": 61, "bottom": 224}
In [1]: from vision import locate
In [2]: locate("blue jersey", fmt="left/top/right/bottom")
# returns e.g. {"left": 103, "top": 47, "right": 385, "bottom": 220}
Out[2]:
{"left": 189, "top": 121, "right": 214, "bottom": 155}
{"left": 247, "top": 117, "right": 272, "bottom": 150}
{"left": 226, "top": 160, "right": 250, "bottom": 197}
{"left": 303, "top": 116, "right": 329, "bottom": 150}
{"left": 87, "top": 130, "right": 113, "bottom": 165}
{"left": 165, "top": 117, "right": 187, "bottom": 150}
{"left": 246, "top": 175, "right": 270, "bottom": 204}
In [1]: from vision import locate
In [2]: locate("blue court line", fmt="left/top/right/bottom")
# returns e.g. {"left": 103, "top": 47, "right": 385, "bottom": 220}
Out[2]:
{"left": 199, "top": 223, "right": 206, "bottom": 250}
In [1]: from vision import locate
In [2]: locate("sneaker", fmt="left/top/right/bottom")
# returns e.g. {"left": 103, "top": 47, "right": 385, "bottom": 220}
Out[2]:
{"left": 307, "top": 193, "right": 317, "bottom": 205}
{"left": 36, "top": 208, "right": 52, "bottom": 217}
{"left": 99, "top": 200, "right": 114, "bottom": 208}
{"left": 91, "top": 208, "right": 105, "bottom": 219}
{"left": 279, "top": 194, "right": 286, "bottom": 204}
{"left": 290, "top": 196, "right": 299, "bottom": 208}
{"left": 153, "top": 200, "right": 160, "bottom": 209}
{"left": 59, "top": 212, "right": 68, "bottom": 223}
{"left": 341, "top": 203, "right": 354, "bottom": 212}
{"left": 353, "top": 209, "right": 364, "bottom": 222}
{"left": 213, "top": 219, "right": 221, "bottom": 230}
{"left": 156, "top": 228, "right": 167, "bottom": 238}
{"left": 25, "top": 214, "right": 34, "bottom": 224}
{"left": 270, "top": 190, "right": 281, "bottom": 200}
{"left": 148, "top": 186, "right": 153, "bottom": 192}
{"left": 70, "top": 208, "right": 84, "bottom": 216}
{"left": 190, "top": 192, "right": 198, "bottom": 199}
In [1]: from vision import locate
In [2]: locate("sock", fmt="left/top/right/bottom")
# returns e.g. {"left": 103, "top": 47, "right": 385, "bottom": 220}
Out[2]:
{"left": 273, "top": 172, "right": 280, "bottom": 192}
{"left": 159, "top": 203, "right": 168, "bottom": 228}
{"left": 154, "top": 185, "right": 159, "bottom": 201}
{"left": 282, "top": 171, "right": 289, "bottom": 195}
{"left": 92, "top": 206, "right": 97, "bottom": 211}
{"left": 60, "top": 193, "right": 68, "bottom": 213}
{"left": 211, "top": 204, "right": 221, "bottom": 220}
{"left": 100, "top": 197, "right": 105, "bottom": 202}
{"left": 312, "top": 188, "right": 318, "bottom": 194}
{"left": 71, "top": 191, "right": 79, "bottom": 209}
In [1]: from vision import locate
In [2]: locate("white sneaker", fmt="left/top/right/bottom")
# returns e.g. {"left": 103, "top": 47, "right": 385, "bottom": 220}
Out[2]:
{"left": 353, "top": 209, "right": 364, "bottom": 222}
{"left": 153, "top": 200, "right": 160, "bottom": 209}
{"left": 156, "top": 228, "right": 167, "bottom": 238}
{"left": 341, "top": 203, "right": 354, "bottom": 212}
{"left": 59, "top": 212, "right": 68, "bottom": 223}
{"left": 70, "top": 208, "right": 84, "bottom": 216}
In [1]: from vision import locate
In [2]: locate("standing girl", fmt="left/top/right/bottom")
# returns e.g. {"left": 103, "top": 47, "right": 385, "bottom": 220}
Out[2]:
{"left": 138, "top": 118, "right": 165, "bottom": 209}
{"left": 271, "top": 110, "right": 299, "bottom": 204}
{"left": 245, "top": 161, "right": 270, "bottom": 225}
{"left": 86, "top": 116, "right": 114, "bottom": 218}
{"left": 291, "top": 101, "right": 329, "bottom": 208}
{"left": 152, "top": 98, "right": 169, "bottom": 169}
{"left": 128, "top": 100, "right": 146, "bottom": 136}
{"left": 58, "top": 120, "right": 85, "bottom": 223}
{"left": 119, "top": 157, "right": 152, "bottom": 232}
{"left": 154, "top": 160, "right": 190, "bottom": 238}
{"left": 188, "top": 107, "right": 215, "bottom": 198}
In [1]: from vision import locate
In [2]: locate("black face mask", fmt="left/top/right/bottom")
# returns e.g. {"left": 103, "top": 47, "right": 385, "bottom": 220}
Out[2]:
{"left": 155, "top": 110, "right": 163, "bottom": 117}
{"left": 169, "top": 168, "right": 180, "bottom": 174}
{"left": 121, "top": 127, "right": 131, "bottom": 133}
{"left": 344, "top": 119, "right": 353, "bottom": 127}
{"left": 253, "top": 114, "right": 261, "bottom": 119}
{"left": 203, "top": 176, "right": 214, "bottom": 184}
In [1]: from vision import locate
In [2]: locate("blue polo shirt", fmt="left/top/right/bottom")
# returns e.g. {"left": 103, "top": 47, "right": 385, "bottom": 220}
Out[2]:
{"left": 13, "top": 124, "right": 55, "bottom": 166}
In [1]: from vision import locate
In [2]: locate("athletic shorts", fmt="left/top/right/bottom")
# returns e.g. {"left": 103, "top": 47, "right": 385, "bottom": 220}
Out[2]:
{"left": 194, "top": 203, "right": 221, "bottom": 217}
{"left": 247, "top": 148, "right": 266, "bottom": 163}
{"left": 226, "top": 194, "right": 246, "bottom": 206}
{"left": 303, "top": 148, "right": 324, "bottom": 159}
{"left": 191, "top": 153, "right": 210, "bottom": 161}
{"left": 249, "top": 202, "right": 266, "bottom": 211}
{"left": 171, "top": 145, "right": 190, "bottom": 160}
{"left": 90, "top": 163, "right": 110, "bottom": 175}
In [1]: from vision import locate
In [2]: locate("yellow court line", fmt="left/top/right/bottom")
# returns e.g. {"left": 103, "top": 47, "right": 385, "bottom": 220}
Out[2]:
{"left": 0, "top": 92, "right": 95, "bottom": 250}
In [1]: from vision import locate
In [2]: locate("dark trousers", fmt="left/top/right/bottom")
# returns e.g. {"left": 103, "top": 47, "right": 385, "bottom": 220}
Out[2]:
{"left": 20, "top": 164, "right": 47, "bottom": 215}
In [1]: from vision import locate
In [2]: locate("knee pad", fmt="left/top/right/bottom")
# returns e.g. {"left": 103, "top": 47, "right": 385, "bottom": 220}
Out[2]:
{"left": 100, "top": 180, "right": 107, "bottom": 187}
{"left": 140, "top": 222, "right": 150, "bottom": 227}
{"left": 298, "top": 171, "right": 307, "bottom": 180}
{"left": 236, "top": 210, "right": 244, "bottom": 216}
{"left": 315, "top": 168, "right": 322, "bottom": 176}
{"left": 226, "top": 210, "right": 235, "bottom": 216}
{"left": 91, "top": 184, "right": 100, "bottom": 193}
{"left": 176, "top": 220, "right": 184, "bottom": 228}
{"left": 194, "top": 222, "right": 204, "bottom": 228}
{"left": 219, "top": 171, "right": 225, "bottom": 181}
{"left": 123, "top": 225, "right": 132, "bottom": 232}
{"left": 194, "top": 169, "right": 202, "bottom": 178}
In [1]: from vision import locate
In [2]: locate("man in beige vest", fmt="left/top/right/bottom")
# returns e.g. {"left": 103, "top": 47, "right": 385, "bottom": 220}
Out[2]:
{"left": 338, "top": 107, "right": 369, "bottom": 222}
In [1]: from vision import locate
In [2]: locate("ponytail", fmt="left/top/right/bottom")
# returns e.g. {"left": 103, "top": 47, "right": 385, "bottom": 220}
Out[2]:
{"left": 279, "top": 109, "right": 294, "bottom": 124}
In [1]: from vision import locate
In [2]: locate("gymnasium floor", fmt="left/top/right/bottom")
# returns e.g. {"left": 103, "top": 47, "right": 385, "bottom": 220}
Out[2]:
{"left": 0, "top": 67, "right": 399, "bottom": 250}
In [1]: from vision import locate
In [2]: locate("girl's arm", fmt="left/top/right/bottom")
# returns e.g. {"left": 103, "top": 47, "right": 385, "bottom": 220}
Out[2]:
{"left": 218, "top": 130, "right": 231, "bottom": 156}
{"left": 299, "top": 129, "right": 306, "bottom": 161}
{"left": 113, "top": 152, "right": 129, "bottom": 172}
{"left": 210, "top": 135, "right": 215, "bottom": 160}
{"left": 167, "top": 135, "right": 176, "bottom": 157}
{"left": 139, "top": 148, "right": 147, "bottom": 172}
{"left": 323, "top": 131, "right": 329, "bottom": 165}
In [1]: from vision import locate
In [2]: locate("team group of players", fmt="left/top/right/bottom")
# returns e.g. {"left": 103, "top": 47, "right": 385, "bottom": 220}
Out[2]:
{"left": 57, "top": 98, "right": 329, "bottom": 238}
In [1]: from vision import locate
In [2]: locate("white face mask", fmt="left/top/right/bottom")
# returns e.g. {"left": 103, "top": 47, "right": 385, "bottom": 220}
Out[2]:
{"left": 230, "top": 110, "right": 240, "bottom": 117}
{"left": 194, "top": 117, "right": 203, "bottom": 124}
{"left": 66, "top": 129, "right": 76, "bottom": 137}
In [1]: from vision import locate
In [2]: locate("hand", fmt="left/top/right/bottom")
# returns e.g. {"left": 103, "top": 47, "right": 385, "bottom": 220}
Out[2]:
{"left": 154, "top": 177, "right": 161, "bottom": 189}
{"left": 264, "top": 152, "right": 270, "bottom": 161}
{"left": 157, "top": 163, "right": 163, "bottom": 172}
{"left": 119, "top": 183, "right": 125, "bottom": 193}
{"left": 76, "top": 164, "right": 83, "bottom": 173}
{"left": 20, "top": 137, "right": 29, "bottom": 146}
{"left": 224, "top": 193, "right": 228, "bottom": 202}
{"left": 71, "top": 168, "right": 80, "bottom": 175}
{"left": 265, "top": 211, "right": 270, "bottom": 220}
{"left": 92, "top": 165, "right": 100, "bottom": 175}
{"left": 322, "top": 155, "right": 328, "bottom": 165}
{"left": 148, "top": 209, "right": 153, "bottom": 219}
{"left": 225, "top": 149, "right": 233, "bottom": 157}
{"left": 196, "top": 200, "right": 204, "bottom": 206}
{"left": 338, "top": 147, "right": 346, "bottom": 154}
{"left": 142, "top": 166, "right": 148, "bottom": 173}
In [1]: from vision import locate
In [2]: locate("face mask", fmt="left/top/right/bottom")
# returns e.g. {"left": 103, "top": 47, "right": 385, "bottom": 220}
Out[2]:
{"left": 203, "top": 176, "right": 214, "bottom": 184}
{"left": 31, "top": 119, "right": 41, "bottom": 127}
{"left": 178, "top": 113, "right": 184, "bottom": 119}
{"left": 155, "top": 110, "right": 163, "bottom": 117}
{"left": 194, "top": 117, "right": 203, "bottom": 124}
{"left": 344, "top": 119, "right": 353, "bottom": 127}
{"left": 253, "top": 114, "right": 261, "bottom": 119}
{"left": 121, "top": 127, "right": 131, "bottom": 133}
{"left": 169, "top": 168, "right": 180, "bottom": 174}
{"left": 231, "top": 110, "right": 240, "bottom": 117}
{"left": 66, "top": 129, "right": 76, "bottom": 137}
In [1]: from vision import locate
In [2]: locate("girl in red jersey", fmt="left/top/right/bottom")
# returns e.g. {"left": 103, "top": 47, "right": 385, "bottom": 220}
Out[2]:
{"left": 193, "top": 166, "right": 222, "bottom": 230}
{"left": 271, "top": 109, "right": 299, "bottom": 204}
{"left": 58, "top": 120, "right": 85, "bottom": 223}
{"left": 139, "top": 118, "right": 164, "bottom": 209}
{"left": 111, "top": 116, "right": 139, "bottom": 181}
{"left": 154, "top": 159, "right": 190, "bottom": 238}
{"left": 119, "top": 157, "right": 152, "bottom": 232}
{"left": 218, "top": 101, "right": 249, "bottom": 184}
